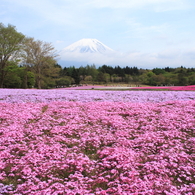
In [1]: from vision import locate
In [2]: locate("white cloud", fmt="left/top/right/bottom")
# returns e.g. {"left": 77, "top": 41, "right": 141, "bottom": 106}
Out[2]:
{"left": 124, "top": 19, "right": 170, "bottom": 36}
{"left": 56, "top": 40, "right": 64, "bottom": 44}
{"left": 86, "top": 0, "right": 189, "bottom": 11}
{"left": 3, "top": 0, "right": 190, "bottom": 39}
{"left": 4, "top": 0, "right": 88, "bottom": 27}
{"left": 59, "top": 47, "right": 195, "bottom": 69}
{"left": 2, "top": 0, "right": 195, "bottom": 69}
{"left": 5, "top": 0, "right": 190, "bottom": 25}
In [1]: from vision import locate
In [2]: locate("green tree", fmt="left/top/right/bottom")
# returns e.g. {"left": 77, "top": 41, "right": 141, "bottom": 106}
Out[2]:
{"left": 114, "top": 66, "right": 125, "bottom": 81}
{"left": 3, "top": 62, "right": 35, "bottom": 88}
{"left": 152, "top": 68, "right": 166, "bottom": 75}
{"left": 26, "top": 71, "right": 35, "bottom": 88}
{"left": 188, "top": 73, "right": 195, "bottom": 85}
{"left": 21, "top": 37, "right": 58, "bottom": 89}
{"left": 4, "top": 62, "right": 22, "bottom": 88}
{"left": 139, "top": 73, "right": 148, "bottom": 84}
{"left": 0, "top": 23, "right": 25, "bottom": 87}
{"left": 97, "top": 72, "right": 106, "bottom": 83}
{"left": 86, "top": 64, "right": 98, "bottom": 84}
{"left": 79, "top": 66, "right": 88, "bottom": 82}
{"left": 56, "top": 77, "right": 72, "bottom": 87}
{"left": 124, "top": 74, "right": 133, "bottom": 84}
{"left": 71, "top": 67, "right": 80, "bottom": 84}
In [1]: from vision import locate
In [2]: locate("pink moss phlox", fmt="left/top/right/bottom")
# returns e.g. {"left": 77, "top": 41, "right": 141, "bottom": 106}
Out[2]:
{"left": 0, "top": 99, "right": 195, "bottom": 194}
{"left": 1, "top": 89, "right": 195, "bottom": 103}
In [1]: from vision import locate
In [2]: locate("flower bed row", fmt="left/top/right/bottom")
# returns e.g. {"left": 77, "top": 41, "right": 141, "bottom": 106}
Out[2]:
{"left": 132, "top": 85, "right": 195, "bottom": 91}
{"left": 0, "top": 89, "right": 195, "bottom": 103}
{"left": 0, "top": 100, "right": 195, "bottom": 194}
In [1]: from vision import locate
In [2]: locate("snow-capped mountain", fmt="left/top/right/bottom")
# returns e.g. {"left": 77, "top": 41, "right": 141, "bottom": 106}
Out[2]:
{"left": 59, "top": 38, "right": 119, "bottom": 67}
{"left": 62, "top": 38, "right": 114, "bottom": 54}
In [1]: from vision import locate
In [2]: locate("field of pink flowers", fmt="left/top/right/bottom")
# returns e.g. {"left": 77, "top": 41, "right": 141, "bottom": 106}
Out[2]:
{"left": 132, "top": 85, "right": 195, "bottom": 91}
{"left": 0, "top": 89, "right": 195, "bottom": 194}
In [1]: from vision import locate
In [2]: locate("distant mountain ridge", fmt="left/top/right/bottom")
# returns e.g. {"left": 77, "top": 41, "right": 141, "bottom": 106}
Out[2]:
{"left": 62, "top": 38, "right": 114, "bottom": 54}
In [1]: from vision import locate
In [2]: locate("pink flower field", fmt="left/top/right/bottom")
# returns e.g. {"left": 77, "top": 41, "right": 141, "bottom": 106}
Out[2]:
{"left": 132, "top": 85, "right": 195, "bottom": 91}
{"left": 0, "top": 89, "right": 195, "bottom": 194}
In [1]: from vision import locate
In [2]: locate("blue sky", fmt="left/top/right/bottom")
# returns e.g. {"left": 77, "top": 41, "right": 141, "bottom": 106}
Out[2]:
{"left": 1, "top": 0, "right": 195, "bottom": 68}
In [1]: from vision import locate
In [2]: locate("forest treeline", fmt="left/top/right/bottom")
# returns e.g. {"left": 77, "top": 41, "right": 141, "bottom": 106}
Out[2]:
{"left": 1, "top": 23, "right": 195, "bottom": 89}
{"left": 4, "top": 63, "right": 195, "bottom": 89}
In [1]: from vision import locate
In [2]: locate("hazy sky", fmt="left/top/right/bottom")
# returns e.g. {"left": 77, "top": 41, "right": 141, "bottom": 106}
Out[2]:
{"left": 1, "top": 0, "right": 195, "bottom": 68}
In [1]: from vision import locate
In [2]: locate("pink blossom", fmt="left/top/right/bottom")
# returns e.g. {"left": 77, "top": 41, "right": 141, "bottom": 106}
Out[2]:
{"left": 0, "top": 90, "right": 195, "bottom": 194}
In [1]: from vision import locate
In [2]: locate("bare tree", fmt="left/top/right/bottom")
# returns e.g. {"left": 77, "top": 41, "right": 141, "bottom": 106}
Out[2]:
{"left": 22, "top": 38, "right": 58, "bottom": 89}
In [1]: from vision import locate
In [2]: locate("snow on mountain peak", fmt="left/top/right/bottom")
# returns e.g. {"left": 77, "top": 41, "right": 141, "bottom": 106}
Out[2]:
{"left": 62, "top": 38, "right": 114, "bottom": 54}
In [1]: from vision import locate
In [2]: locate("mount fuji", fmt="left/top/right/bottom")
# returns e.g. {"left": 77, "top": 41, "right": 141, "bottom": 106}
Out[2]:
{"left": 62, "top": 38, "right": 115, "bottom": 54}
{"left": 59, "top": 38, "right": 119, "bottom": 67}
